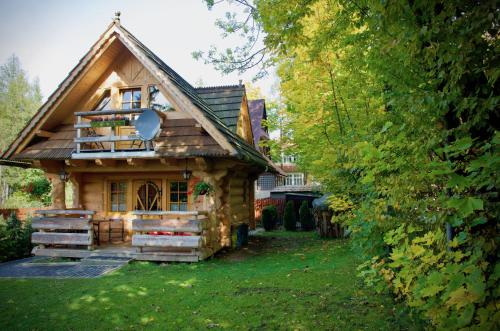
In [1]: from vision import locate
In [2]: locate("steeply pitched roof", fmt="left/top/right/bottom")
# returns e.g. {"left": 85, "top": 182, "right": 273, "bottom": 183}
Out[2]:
{"left": 248, "top": 99, "right": 269, "bottom": 148}
{"left": 1, "top": 21, "right": 279, "bottom": 172}
{"left": 195, "top": 85, "right": 245, "bottom": 132}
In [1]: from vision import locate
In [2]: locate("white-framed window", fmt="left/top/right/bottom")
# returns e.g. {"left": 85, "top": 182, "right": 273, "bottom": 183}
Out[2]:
{"left": 285, "top": 173, "right": 304, "bottom": 186}
{"left": 281, "top": 154, "right": 297, "bottom": 164}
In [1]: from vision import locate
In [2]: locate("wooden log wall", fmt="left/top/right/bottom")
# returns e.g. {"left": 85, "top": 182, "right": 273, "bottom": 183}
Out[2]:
{"left": 228, "top": 175, "right": 252, "bottom": 226}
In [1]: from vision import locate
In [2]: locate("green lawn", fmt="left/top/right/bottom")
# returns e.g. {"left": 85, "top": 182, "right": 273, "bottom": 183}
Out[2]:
{"left": 0, "top": 231, "right": 423, "bottom": 330}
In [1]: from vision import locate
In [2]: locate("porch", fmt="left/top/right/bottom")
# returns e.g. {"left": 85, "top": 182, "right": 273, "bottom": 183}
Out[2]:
{"left": 31, "top": 209, "right": 219, "bottom": 262}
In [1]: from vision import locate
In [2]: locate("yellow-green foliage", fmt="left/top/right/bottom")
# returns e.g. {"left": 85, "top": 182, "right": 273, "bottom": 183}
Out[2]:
{"left": 256, "top": 0, "right": 500, "bottom": 329}
{"left": 199, "top": 0, "right": 499, "bottom": 328}
{"left": 327, "top": 195, "right": 353, "bottom": 213}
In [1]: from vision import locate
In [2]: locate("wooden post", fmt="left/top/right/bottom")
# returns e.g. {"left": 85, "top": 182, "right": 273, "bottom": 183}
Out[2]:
{"left": 248, "top": 175, "right": 257, "bottom": 229}
{"left": 70, "top": 174, "right": 82, "bottom": 209}
{"left": 136, "top": 213, "right": 143, "bottom": 253}
{"left": 76, "top": 115, "right": 81, "bottom": 153}
{"left": 87, "top": 214, "right": 94, "bottom": 250}
{"left": 47, "top": 173, "right": 66, "bottom": 209}
{"left": 193, "top": 169, "right": 231, "bottom": 248}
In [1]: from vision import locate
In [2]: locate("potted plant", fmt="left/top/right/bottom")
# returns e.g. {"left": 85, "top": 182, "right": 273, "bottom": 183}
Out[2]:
{"left": 193, "top": 181, "right": 214, "bottom": 199}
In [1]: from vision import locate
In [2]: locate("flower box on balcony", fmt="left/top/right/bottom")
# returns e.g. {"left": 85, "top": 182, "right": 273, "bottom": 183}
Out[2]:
{"left": 90, "top": 118, "right": 129, "bottom": 128}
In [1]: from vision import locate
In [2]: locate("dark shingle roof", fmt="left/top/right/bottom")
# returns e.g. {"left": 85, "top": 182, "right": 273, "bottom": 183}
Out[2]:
{"left": 117, "top": 25, "right": 276, "bottom": 171}
{"left": 195, "top": 85, "right": 245, "bottom": 133}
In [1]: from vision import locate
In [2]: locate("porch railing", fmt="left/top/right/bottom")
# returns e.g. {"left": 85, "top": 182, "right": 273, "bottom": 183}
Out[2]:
{"left": 31, "top": 210, "right": 95, "bottom": 251}
{"left": 131, "top": 211, "right": 217, "bottom": 259}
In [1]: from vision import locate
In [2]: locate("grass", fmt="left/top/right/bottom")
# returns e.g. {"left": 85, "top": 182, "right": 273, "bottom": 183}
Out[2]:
{"left": 0, "top": 231, "right": 423, "bottom": 330}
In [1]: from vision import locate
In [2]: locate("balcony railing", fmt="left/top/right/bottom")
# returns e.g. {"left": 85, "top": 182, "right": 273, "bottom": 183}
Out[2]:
{"left": 73, "top": 108, "right": 161, "bottom": 159}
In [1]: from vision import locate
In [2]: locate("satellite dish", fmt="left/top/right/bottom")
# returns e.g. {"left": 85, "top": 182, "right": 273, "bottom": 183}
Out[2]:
{"left": 135, "top": 109, "right": 161, "bottom": 141}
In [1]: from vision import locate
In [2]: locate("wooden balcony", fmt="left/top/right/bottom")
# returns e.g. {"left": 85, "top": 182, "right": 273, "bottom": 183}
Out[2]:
{"left": 72, "top": 108, "right": 162, "bottom": 159}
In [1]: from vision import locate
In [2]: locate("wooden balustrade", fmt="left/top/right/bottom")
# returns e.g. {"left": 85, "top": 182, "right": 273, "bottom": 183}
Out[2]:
{"left": 73, "top": 108, "right": 166, "bottom": 155}
{"left": 31, "top": 210, "right": 95, "bottom": 250}
{"left": 131, "top": 210, "right": 215, "bottom": 258}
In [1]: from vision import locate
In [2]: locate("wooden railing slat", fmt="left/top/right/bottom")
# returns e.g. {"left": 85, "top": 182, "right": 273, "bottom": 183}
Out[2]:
{"left": 34, "top": 209, "right": 95, "bottom": 215}
{"left": 132, "top": 219, "right": 202, "bottom": 232}
{"left": 74, "top": 109, "right": 146, "bottom": 116}
{"left": 32, "top": 218, "right": 91, "bottom": 230}
{"left": 74, "top": 135, "right": 140, "bottom": 143}
{"left": 32, "top": 232, "right": 91, "bottom": 245}
{"left": 132, "top": 235, "right": 200, "bottom": 248}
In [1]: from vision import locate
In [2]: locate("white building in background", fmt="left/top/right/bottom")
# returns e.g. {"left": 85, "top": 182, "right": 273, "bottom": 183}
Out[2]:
{"left": 249, "top": 99, "right": 321, "bottom": 219}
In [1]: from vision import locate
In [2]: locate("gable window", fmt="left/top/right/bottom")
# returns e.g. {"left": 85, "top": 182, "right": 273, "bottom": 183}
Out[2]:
{"left": 93, "top": 90, "right": 111, "bottom": 111}
{"left": 121, "top": 88, "right": 141, "bottom": 110}
{"left": 110, "top": 181, "right": 127, "bottom": 212}
{"left": 169, "top": 181, "right": 188, "bottom": 211}
{"left": 285, "top": 173, "right": 304, "bottom": 186}
{"left": 148, "top": 85, "right": 174, "bottom": 112}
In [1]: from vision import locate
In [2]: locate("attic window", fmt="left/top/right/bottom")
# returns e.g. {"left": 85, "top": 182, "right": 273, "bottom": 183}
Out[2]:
{"left": 93, "top": 90, "right": 111, "bottom": 111}
{"left": 121, "top": 88, "right": 141, "bottom": 110}
{"left": 149, "top": 85, "right": 175, "bottom": 112}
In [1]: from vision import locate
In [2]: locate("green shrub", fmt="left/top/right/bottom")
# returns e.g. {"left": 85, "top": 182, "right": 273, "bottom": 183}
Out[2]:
{"left": 0, "top": 213, "right": 34, "bottom": 262}
{"left": 262, "top": 206, "right": 276, "bottom": 231}
{"left": 299, "top": 201, "right": 314, "bottom": 231}
{"left": 283, "top": 201, "right": 296, "bottom": 231}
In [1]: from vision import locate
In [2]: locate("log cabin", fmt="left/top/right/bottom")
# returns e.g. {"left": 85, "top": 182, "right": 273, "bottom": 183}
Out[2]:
{"left": 0, "top": 17, "right": 281, "bottom": 262}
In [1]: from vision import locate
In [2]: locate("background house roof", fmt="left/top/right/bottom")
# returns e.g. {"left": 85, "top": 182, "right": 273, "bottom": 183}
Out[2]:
{"left": 248, "top": 99, "right": 269, "bottom": 149}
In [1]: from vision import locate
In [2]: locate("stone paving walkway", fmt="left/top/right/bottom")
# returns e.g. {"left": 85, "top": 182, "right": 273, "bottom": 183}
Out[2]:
{"left": 0, "top": 256, "right": 131, "bottom": 279}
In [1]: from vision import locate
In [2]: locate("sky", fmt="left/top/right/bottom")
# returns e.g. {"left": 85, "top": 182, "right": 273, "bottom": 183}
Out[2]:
{"left": 0, "top": 0, "right": 277, "bottom": 101}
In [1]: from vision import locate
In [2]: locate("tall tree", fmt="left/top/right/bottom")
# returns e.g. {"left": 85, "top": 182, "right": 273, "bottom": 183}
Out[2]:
{"left": 198, "top": 1, "right": 499, "bottom": 328}
{"left": 0, "top": 55, "right": 45, "bottom": 207}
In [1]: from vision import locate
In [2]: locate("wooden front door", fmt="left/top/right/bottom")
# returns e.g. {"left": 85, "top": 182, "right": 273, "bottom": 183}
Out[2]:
{"left": 133, "top": 179, "right": 162, "bottom": 211}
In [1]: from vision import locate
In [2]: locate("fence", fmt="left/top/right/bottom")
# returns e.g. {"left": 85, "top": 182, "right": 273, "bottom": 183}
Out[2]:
{"left": 254, "top": 198, "right": 285, "bottom": 222}
{"left": 0, "top": 207, "right": 49, "bottom": 221}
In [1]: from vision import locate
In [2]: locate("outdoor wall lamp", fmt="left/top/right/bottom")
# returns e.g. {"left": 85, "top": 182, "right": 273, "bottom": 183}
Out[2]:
{"left": 59, "top": 169, "right": 70, "bottom": 182}
{"left": 182, "top": 158, "right": 192, "bottom": 180}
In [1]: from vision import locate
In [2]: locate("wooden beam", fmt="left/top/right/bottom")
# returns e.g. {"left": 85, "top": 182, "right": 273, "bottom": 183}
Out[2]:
{"left": 194, "top": 157, "right": 213, "bottom": 172}
{"left": 35, "top": 209, "right": 95, "bottom": 215}
{"left": 131, "top": 219, "right": 203, "bottom": 233}
{"left": 32, "top": 232, "right": 91, "bottom": 246}
{"left": 132, "top": 234, "right": 201, "bottom": 248}
{"left": 65, "top": 159, "right": 88, "bottom": 167}
{"left": 95, "top": 159, "right": 116, "bottom": 167}
{"left": 32, "top": 218, "right": 91, "bottom": 230}
{"left": 160, "top": 158, "right": 178, "bottom": 166}
{"left": 127, "top": 158, "right": 145, "bottom": 166}
{"left": 35, "top": 130, "right": 54, "bottom": 138}
{"left": 72, "top": 151, "right": 156, "bottom": 159}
